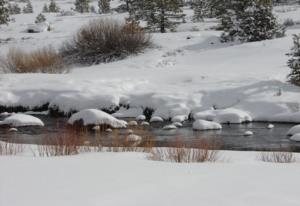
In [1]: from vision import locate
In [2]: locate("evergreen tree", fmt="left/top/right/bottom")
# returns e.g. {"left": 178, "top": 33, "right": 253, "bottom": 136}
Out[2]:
{"left": 90, "top": 5, "right": 95, "bottom": 13}
{"left": 49, "top": 0, "right": 60, "bottom": 12}
{"left": 287, "top": 34, "right": 300, "bottom": 86}
{"left": 132, "top": 0, "right": 184, "bottom": 33}
{"left": 8, "top": 3, "right": 21, "bottom": 15}
{"left": 208, "top": 0, "right": 228, "bottom": 17}
{"left": 23, "top": 0, "right": 33, "bottom": 13}
{"left": 98, "top": 0, "right": 110, "bottom": 13}
{"left": 192, "top": 0, "right": 207, "bottom": 22}
{"left": 220, "top": 0, "right": 284, "bottom": 42}
{"left": 42, "top": 3, "right": 49, "bottom": 13}
{"left": 75, "top": 0, "right": 90, "bottom": 13}
{"left": 0, "top": 0, "right": 9, "bottom": 25}
{"left": 35, "top": 13, "right": 46, "bottom": 23}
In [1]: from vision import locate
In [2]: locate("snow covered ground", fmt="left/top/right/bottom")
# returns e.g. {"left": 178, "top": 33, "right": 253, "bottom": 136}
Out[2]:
{"left": 1, "top": 1, "right": 300, "bottom": 123}
{"left": 0, "top": 148, "right": 300, "bottom": 206}
{"left": 2, "top": 2, "right": 300, "bottom": 205}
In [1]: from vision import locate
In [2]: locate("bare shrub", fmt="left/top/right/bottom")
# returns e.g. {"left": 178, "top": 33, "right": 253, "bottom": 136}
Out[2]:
{"left": 150, "top": 138, "right": 221, "bottom": 163}
{"left": 60, "top": 19, "right": 151, "bottom": 65}
{"left": 0, "top": 47, "right": 67, "bottom": 73}
{"left": 259, "top": 151, "right": 296, "bottom": 163}
{"left": 36, "top": 126, "right": 95, "bottom": 157}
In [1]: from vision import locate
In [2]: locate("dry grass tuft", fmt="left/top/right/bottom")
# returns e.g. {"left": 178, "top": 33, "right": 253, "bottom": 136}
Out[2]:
{"left": 0, "top": 141, "right": 24, "bottom": 155}
{"left": 150, "top": 137, "right": 221, "bottom": 163}
{"left": 36, "top": 126, "right": 102, "bottom": 157}
{"left": 0, "top": 47, "right": 67, "bottom": 73}
{"left": 259, "top": 150, "right": 296, "bottom": 163}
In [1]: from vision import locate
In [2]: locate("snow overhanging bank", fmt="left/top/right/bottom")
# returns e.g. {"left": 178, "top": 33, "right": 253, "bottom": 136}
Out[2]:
{"left": 0, "top": 77, "right": 300, "bottom": 123}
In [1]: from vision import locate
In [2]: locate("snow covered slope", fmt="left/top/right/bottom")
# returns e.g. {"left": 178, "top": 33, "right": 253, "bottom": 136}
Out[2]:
{"left": 1, "top": 1, "right": 300, "bottom": 122}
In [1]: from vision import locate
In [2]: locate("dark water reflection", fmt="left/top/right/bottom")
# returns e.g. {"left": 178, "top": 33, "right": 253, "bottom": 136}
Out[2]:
{"left": 1, "top": 115, "right": 300, "bottom": 152}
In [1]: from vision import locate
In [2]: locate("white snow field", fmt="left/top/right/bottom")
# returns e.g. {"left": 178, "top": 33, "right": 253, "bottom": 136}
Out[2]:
{"left": 1, "top": 1, "right": 300, "bottom": 123}
{"left": 1, "top": 149, "right": 300, "bottom": 206}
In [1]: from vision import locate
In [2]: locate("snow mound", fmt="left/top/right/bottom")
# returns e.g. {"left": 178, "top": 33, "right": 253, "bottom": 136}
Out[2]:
{"left": 194, "top": 108, "right": 252, "bottom": 124}
{"left": 8, "top": 128, "right": 18, "bottom": 132}
{"left": 0, "top": 112, "right": 11, "bottom": 117}
{"left": 173, "top": 122, "right": 183, "bottom": 127}
{"left": 68, "top": 109, "right": 127, "bottom": 128}
{"left": 126, "top": 134, "right": 142, "bottom": 142}
{"left": 213, "top": 109, "right": 252, "bottom": 124}
{"left": 106, "top": 128, "right": 113, "bottom": 132}
{"left": 136, "top": 115, "right": 146, "bottom": 121}
{"left": 141, "top": 121, "right": 150, "bottom": 126}
{"left": 27, "top": 22, "right": 49, "bottom": 33}
{"left": 150, "top": 116, "right": 164, "bottom": 122}
{"left": 244, "top": 131, "right": 254, "bottom": 136}
{"left": 92, "top": 126, "right": 100, "bottom": 131}
{"left": 171, "top": 115, "right": 188, "bottom": 123}
{"left": 290, "top": 133, "right": 300, "bottom": 142}
{"left": 192, "top": 120, "right": 222, "bottom": 131}
{"left": 163, "top": 124, "right": 177, "bottom": 130}
{"left": 0, "top": 114, "right": 44, "bottom": 127}
{"left": 287, "top": 124, "right": 300, "bottom": 136}
{"left": 128, "top": 121, "right": 138, "bottom": 126}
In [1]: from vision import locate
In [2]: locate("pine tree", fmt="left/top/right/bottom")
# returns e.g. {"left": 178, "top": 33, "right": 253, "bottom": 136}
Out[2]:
{"left": 35, "top": 13, "right": 46, "bottom": 23}
{"left": 220, "top": 0, "right": 284, "bottom": 42}
{"left": 98, "top": 0, "right": 110, "bottom": 13}
{"left": 8, "top": 3, "right": 21, "bottom": 15}
{"left": 90, "top": 5, "right": 95, "bottom": 13}
{"left": 287, "top": 34, "right": 300, "bottom": 86}
{"left": 49, "top": 0, "right": 60, "bottom": 12}
{"left": 208, "top": 0, "right": 228, "bottom": 17}
{"left": 23, "top": 0, "right": 33, "bottom": 13}
{"left": 42, "top": 3, "right": 49, "bottom": 13}
{"left": 192, "top": 0, "right": 207, "bottom": 22}
{"left": 132, "top": 0, "right": 184, "bottom": 33}
{"left": 0, "top": 0, "right": 9, "bottom": 25}
{"left": 75, "top": 0, "right": 90, "bottom": 13}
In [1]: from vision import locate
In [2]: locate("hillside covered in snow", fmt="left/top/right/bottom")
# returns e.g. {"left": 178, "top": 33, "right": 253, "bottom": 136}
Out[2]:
{"left": 1, "top": 0, "right": 300, "bottom": 123}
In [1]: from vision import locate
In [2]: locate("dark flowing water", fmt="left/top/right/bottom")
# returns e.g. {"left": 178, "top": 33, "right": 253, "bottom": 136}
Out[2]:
{"left": 1, "top": 115, "right": 300, "bottom": 152}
